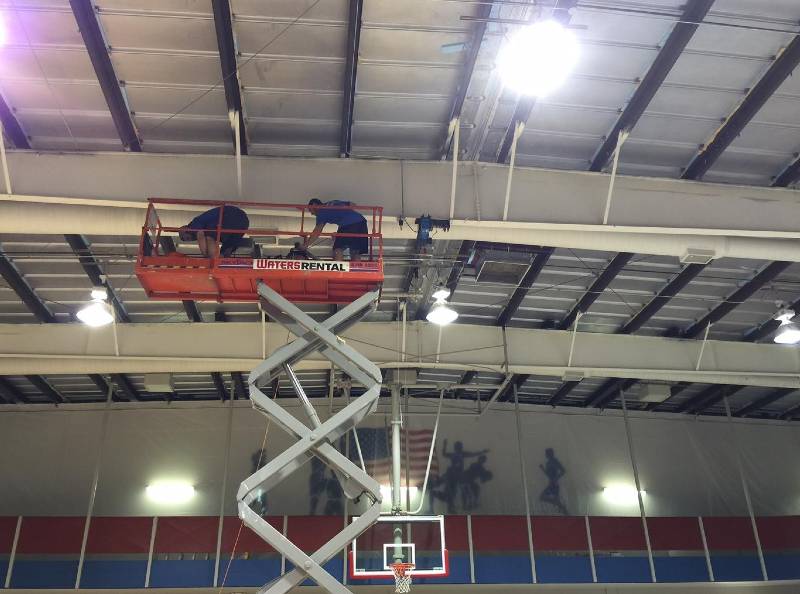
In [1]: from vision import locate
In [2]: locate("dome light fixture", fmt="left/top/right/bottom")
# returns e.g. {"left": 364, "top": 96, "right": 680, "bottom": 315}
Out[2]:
{"left": 773, "top": 309, "right": 800, "bottom": 345}
{"left": 497, "top": 19, "right": 579, "bottom": 98}
{"left": 426, "top": 285, "right": 458, "bottom": 326}
{"left": 77, "top": 288, "right": 114, "bottom": 327}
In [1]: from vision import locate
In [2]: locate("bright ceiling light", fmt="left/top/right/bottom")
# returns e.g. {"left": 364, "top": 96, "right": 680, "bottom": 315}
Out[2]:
{"left": 77, "top": 300, "right": 113, "bottom": 327}
{"left": 602, "top": 484, "right": 646, "bottom": 505}
{"left": 432, "top": 286, "right": 451, "bottom": 301}
{"left": 497, "top": 20, "right": 579, "bottom": 98}
{"left": 773, "top": 309, "right": 800, "bottom": 344}
{"left": 90, "top": 287, "right": 108, "bottom": 300}
{"left": 775, "top": 326, "right": 800, "bottom": 345}
{"left": 426, "top": 299, "right": 458, "bottom": 326}
{"left": 146, "top": 481, "right": 195, "bottom": 504}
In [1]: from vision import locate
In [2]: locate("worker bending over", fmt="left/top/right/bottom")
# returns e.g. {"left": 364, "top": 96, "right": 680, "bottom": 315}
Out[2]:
{"left": 178, "top": 204, "right": 250, "bottom": 257}
{"left": 304, "top": 199, "right": 368, "bottom": 261}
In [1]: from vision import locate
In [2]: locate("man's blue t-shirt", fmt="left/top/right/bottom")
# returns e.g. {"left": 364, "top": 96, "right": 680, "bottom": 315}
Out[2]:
{"left": 314, "top": 200, "right": 365, "bottom": 228}
{"left": 188, "top": 205, "right": 249, "bottom": 254}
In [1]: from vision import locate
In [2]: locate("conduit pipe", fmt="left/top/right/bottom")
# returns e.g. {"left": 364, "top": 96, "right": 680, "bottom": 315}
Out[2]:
{"left": 3, "top": 199, "right": 800, "bottom": 261}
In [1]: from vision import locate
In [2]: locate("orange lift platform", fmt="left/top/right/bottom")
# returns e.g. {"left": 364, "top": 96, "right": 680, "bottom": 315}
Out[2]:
{"left": 135, "top": 198, "right": 384, "bottom": 304}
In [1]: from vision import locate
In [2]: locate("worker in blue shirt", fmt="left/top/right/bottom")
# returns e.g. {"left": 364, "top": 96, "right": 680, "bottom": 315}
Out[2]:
{"left": 303, "top": 199, "right": 368, "bottom": 261}
{"left": 178, "top": 204, "right": 249, "bottom": 257}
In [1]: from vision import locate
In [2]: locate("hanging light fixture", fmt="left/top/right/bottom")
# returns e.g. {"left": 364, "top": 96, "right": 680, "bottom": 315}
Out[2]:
{"left": 426, "top": 286, "right": 458, "bottom": 326}
{"left": 77, "top": 287, "right": 114, "bottom": 327}
{"left": 774, "top": 309, "right": 800, "bottom": 345}
{"left": 497, "top": 19, "right": 579, "bottom": 98}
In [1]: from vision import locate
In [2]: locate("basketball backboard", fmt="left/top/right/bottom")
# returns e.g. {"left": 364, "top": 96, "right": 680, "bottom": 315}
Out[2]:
{"left": 349, "top": 515, "right": 449, "bottom": 579}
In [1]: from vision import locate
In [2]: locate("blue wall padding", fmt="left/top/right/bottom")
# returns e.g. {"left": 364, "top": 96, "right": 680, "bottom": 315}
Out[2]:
{"left": 217, "top": 556, "right": 282, "bottom": 587}
{"left": 710, "top": 555, "right": 762, "bottom": 582}
{"left": 474, "top": 554, "right": 532, "bottom": 583}
{"left": 10, "top": 560, "right": 79, "bottom": 588}
{"left": 149, "top": 559, "right": 215, "bottom": 588}
{"left": 535, "top": 554, "right": 593, "bottom": 583}
{"left": 415, "top": 553, "right": 470, "bottom": 585}
{"left": 764, "top": 554, "right": 800, "bottom": 581}
{"left": 595, "top": 555, "right": 651, "bottom": 583}
{"left": 286, "top": 557, "right": 342, "bottom": 586}
{"left": 654, "top": 556, "right": 710, "bottom": 582}
{"left": 80, "top": 560, "right": 147, "bottom": 588}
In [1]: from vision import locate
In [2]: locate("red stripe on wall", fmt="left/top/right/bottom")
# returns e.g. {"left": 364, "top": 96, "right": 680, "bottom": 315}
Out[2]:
{"left": 702, "top": 517, "right": 757, "bottom": 551}
{"left": 756, "top": 516, "right": 800, "bottom": 550}
{"left": 86, "top": 517, "right": 152, "bottom": 554}
{"left": 17, "top": 517, "right": 85, "bottom": 555}
{"left": 0, "top": 517, "right": 17, "bottom": 554}
{"left": 589, "top": 517, "right": 647, "bottom": 551}
{"left": 222, "top": 516, "right": 283, "bottom": 555}
{"left": 445, "top": 516, "right": 468, "bottom": 552}
{"left": 646, "top": 517, "right": 703, "bottom": 551}
{"left": 471, "top": 516, "right": 529, "bottom": 551}
{"left": 531, "top": 517, "right": 588, "bottom": 552}
{"left": 287, "top": 516, "right": 342, "bottom": 552}
{"left": 154, "top": 516, "right": 218, "bottom": 554}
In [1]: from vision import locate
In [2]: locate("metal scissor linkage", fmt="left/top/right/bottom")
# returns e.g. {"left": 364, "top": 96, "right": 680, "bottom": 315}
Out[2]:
{"left": 237, "top": 282, "right": 383, "bottom": 594}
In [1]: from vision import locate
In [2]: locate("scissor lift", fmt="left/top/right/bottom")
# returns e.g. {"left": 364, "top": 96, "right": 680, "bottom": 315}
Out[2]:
{"left": 135, "top": 199, "right": 386, "bottom": 594}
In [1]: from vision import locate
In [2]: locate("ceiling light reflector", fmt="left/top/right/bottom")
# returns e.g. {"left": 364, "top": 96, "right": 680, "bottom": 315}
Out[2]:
{"left": 426, "top": 299, "right": 458, "bottom": 326}
{"left": 77, "top": 301, "right": 114, "bottom": 327}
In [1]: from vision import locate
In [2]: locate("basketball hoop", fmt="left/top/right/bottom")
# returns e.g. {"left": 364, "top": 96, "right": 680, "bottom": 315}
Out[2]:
{"left": 391, "top": 562, "right": 414, "bottom": 593}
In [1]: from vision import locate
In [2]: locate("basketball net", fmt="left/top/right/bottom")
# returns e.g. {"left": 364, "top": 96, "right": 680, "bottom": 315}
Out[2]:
{"left": 391, "top": 562, "right": 414, "bottom": 594}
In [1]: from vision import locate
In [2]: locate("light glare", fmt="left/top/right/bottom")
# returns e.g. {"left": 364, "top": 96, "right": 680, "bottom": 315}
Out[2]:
{"left": 602, "top": 484, "right": 646, "bottom": 505}
{"left": 91, "top": 287, "right": 108, "bottom": 300}
{"left": 77, "top": 301, "right": 113, "bottom": 327}
{"left": 497, "top": 20, "right": 579, "bottom": 97}
{"left": 774, "top": 327, "right": 800, "bottom": 345}
{"left": 146, "top": 481, "right": 195, "bottom": 504}
{"left": 426, "top": 300, "right": 458, "bottom": 326}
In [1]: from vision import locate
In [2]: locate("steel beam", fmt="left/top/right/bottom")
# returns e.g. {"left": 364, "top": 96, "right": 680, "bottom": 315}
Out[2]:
{"left": 681, "top": 261, "right": 791, "bottom": 338}
{"left": 211, "top": 0, "right": 247, "bottom": 155}
{"left": 26, "top": 374, "right": 66, "bottom": 404}
{"left": 675, "top": 384, "right": 744, "bottom": 414}
{"left": 496, "top": 96, "right": 534, "bottom": 164}
{"left": 8, "top": 322, "right": 800, "bottom": 390}
{"left": 211, "top": 372, "right": 230, "bottom": 401}
{"left": 0, "top": 246, "right": 57, "bottom": 323}
{"left": 682, "top": 35, "right": 800, "bottom": 180}
{"left": 64, "top": 234, "right": 131, "bottom": 323}
{"left": 441, "top": 1, "right": 495, "bottom": 158}
{"left": 453, "top": 370, "right": 478, "bottom": 399}
{"left": 772, "top": 155, "right": 800, "bottom": 188}
{"left": 7, "top": 152, "right": 800, "bottom": 262}
{"left": 339, "top": 0, "right": 364, "bottom": 157}
{"left": 585, "top": 377, "right": 638, "bottom": 409}
{"left": 547, "top": 380, "right": 581, "bottom": 406}
{"left": 734, "top": 388, "right": 795, "bottom": 417}
{"left": 496, "top": 246, "right": 554, "bottom": 327}
{"left": 619, "top": 263, "right": 706, "bottom": 334}
{"left": 0, "top": 93, "right": 30, "bottom": 149}
{"left": 445, "top": 240, "right": 476, "bottom": 296}
{"left": 557, "top": 252, "right": 633, "bottom": 330}
{"left": 215, "top": 310, "right": 247, "bottom": 398}
{"left": 0, "top": 377, "right": 27, "bottom": 403}
{"left": 589, "top": 0, "right": 714, "bottom": 171}
{"left": 70, "top": 0, "right": 142, "bottom": 152}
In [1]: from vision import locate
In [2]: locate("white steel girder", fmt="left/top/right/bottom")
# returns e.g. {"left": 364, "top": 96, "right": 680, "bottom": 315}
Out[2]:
{"left": 237, "top": 283, "right": 382, "bottom": 594}
{"left": 3, "top": 321, "right": 800, "bottom": 389}
{"left": 3, "top": 152, "right": 800, "bottom": 260}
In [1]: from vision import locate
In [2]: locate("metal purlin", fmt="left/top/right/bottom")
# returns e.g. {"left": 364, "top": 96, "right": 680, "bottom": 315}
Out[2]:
{"left": 237, "top": 282, "right": 383, "bottom": 594}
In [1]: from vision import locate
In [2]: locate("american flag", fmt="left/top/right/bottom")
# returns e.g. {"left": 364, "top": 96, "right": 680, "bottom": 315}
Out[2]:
{"left": 352, "top": 427, "right": 438, "bottom": 486}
